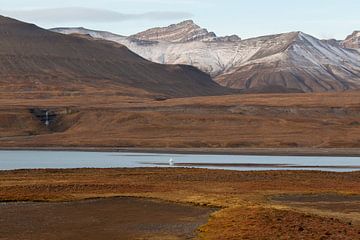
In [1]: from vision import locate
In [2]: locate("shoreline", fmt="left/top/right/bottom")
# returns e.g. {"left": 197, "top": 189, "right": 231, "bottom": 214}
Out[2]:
{"left": 1, "top": 147, "right": 360, "bottom": 157}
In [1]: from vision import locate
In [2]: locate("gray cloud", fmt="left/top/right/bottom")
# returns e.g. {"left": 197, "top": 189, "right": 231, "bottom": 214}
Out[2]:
{"left": 0, "top": 7, "right": 193, "bottom": 23}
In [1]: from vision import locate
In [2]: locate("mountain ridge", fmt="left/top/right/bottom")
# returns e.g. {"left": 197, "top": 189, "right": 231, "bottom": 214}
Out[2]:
{"left": 129, "top": 20, "right": 241, "bottom": 43}
{"left": 51, "top": 20, "right": 360, "bottom": 93}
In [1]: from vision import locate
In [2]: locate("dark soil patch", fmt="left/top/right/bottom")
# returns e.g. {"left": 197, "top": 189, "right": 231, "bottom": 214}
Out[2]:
{"left": 0, "top": 197, "right": 216, "bottom": 240}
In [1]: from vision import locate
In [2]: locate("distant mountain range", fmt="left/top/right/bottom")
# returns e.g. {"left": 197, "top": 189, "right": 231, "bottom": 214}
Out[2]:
{"left": 0, "top": 16, "right": 229, "bottom": 98}
{"left": 52, "top": 20, "right": 360, "bottom": 93}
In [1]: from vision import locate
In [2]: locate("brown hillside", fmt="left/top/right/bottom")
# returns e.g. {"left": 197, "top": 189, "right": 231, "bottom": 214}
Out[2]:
{"left": 0, "top": 16, "right": 229, "bottom": 98}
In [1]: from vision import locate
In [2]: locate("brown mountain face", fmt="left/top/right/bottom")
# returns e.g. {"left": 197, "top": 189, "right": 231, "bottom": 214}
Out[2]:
{"left": 0, "top": 16, "right": 229, "bottom": 98}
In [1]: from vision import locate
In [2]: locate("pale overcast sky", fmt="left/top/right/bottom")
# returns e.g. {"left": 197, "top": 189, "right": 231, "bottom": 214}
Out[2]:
{"left": 0, "top": 0, "right": 359, "bottom": 40}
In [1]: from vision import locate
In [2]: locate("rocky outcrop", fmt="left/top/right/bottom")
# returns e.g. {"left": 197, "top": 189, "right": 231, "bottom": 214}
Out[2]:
{"left": 127, "top": 20, "right": 241, "bottom": 43}
{"left": 129, "top": 20, "right": 217, "bottom": 43}
{"left": 342, "top": 31, "right": 360, "bottom": 49}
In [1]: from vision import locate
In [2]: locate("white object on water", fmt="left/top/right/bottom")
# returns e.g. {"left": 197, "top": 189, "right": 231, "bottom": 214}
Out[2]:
{"left": 169, "top": 158, "right": 174, "bottom": 166}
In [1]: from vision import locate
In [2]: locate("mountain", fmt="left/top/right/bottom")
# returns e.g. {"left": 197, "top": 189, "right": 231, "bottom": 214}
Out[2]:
{"left": 130, "top": 20, "right": 215, "bottom": 43}
{"left": 342, "top": 31, "right": 360, "bottom": 49}
{"left": 216, "top": 32, "right": 360, "bottom": 92}
{"left": 51, "top": 23, "right": 246, "bottom": 77}
{"left": 0, "top": 16, "right": 228, "bottom": 98}
{"left": 129, "top": 20, "right": 241, "bottom": 43}
{"left": 51, "top": 21, "right": 360, "bottom": 93}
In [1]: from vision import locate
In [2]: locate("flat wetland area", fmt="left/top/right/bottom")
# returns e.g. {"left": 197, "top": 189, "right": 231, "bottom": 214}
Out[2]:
{"left": 1, "top": 168, "right": 359, "bottom": 239}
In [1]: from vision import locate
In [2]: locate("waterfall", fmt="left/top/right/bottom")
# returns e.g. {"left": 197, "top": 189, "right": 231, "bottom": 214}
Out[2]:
{"left": 45, "top": 111, "right": 49, "bottom": 126}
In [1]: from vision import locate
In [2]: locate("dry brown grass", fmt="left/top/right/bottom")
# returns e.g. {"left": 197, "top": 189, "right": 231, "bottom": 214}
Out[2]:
{"left": 0, "top": 168, "right": 359, "bottom": 239}
{"left": 1, "top": 91, "right": 360, "bottom": 149}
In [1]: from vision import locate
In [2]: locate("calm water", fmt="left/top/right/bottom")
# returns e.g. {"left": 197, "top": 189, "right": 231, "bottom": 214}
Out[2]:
{"left": 0, "top": 150, "right": 359, "bottom": 172}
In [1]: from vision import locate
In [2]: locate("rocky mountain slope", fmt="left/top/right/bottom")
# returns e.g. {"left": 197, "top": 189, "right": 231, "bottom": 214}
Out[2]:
{"left": 129, "top": 20, "right": 241, "bottom": 43}
{"left": 130, "top": 20, "right": 215, "bottom": 43}
{"left": 0, "top": 16, "right": 229, "bottom": 98}
{"left": 216, "top": 32, "right": 360, "bottom": 92}
{"left": 52, "top": 21, "right": 360, "bottom": 93}
{"left": 342, "top": 31, "right": 360, "bottom": 49}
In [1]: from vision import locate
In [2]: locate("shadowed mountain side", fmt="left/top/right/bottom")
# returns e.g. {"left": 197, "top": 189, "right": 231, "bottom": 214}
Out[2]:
{"left": 0, "top": 16, "right": 231, "bottom": 98}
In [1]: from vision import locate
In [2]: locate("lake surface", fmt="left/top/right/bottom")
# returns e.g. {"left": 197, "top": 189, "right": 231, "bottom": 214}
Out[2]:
{"left": 0, "top": 150, "right": 359, "bottom": 172}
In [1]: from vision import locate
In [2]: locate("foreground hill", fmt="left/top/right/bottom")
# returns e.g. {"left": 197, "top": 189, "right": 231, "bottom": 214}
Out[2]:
{"left": 52, "top": 21, "right": 360, "bottom": 93}
{"left": 0, "top": 16, "right": 229, "bottom": 98}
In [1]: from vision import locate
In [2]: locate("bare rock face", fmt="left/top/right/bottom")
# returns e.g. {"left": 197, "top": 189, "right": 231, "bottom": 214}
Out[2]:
{"left": 342, "top": 31, "right": 360, "bottom": 49}
{"left": 214, "top": 35, "right": 242, "bottom": 42}
{"left": 129, "top": 20, "right": 217, "bottom": 43}
{"left": 127, "top": 20, "right": 241, "bottom": 43}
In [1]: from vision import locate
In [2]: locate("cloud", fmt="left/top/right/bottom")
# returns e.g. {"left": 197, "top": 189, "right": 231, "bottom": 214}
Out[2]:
{"left": 0, "top": 7, "right": 193, "bottom": 24}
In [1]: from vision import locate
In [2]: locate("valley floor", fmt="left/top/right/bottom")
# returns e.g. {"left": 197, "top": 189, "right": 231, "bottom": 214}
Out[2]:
{"left": 0, "top": 168, "right": 359, "bottom": 239}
